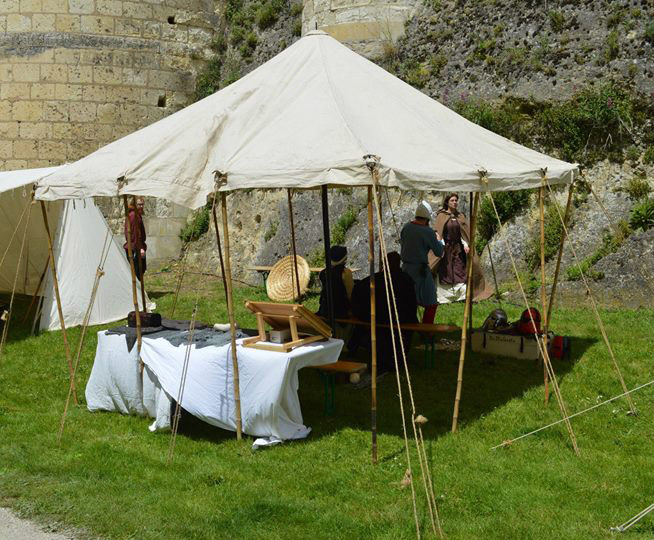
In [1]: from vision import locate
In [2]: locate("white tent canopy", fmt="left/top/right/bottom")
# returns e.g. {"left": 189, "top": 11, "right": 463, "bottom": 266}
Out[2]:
{"left": 1, "top": 167, "right": 145, "bottom": 331}
{"left": 34, "top": 31, "right": 577, "bottom": 210}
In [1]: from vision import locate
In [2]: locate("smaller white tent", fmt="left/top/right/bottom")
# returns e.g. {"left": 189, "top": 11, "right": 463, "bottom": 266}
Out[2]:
{"left": 0, "top": 167, "right": 145, "bottom": 331}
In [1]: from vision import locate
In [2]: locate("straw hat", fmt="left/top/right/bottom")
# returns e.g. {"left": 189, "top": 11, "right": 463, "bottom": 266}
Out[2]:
{"left": 266, "top": 255, "right": 310, "bottom": 302}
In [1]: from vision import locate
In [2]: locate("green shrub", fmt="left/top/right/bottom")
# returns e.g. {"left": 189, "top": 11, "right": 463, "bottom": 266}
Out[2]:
{"left": 292, "top": 18, "right": 302, "bottom": 37}
{"left": 625, "top": 145, "right": 640, "bottom": 162}
{"left": 331, "top": 206, "right": 359, "bottom": 245}
{"left": 454, "top": 99, "right": 529, "bottom": 144}
{"left": 290, "top": 2, "right": 303, "bottom": 16}
{"left": 307, "top": 247, "right": 325, "bottom": 268}
{"left": 548, "top": 10, "right": 565, "bottom": 32}
{"left": 225, "top": 0, "right": 244, "bottom": 21}
{"left": 624, "top": 176, "right": 652, "bottom": 200}
{"left": 194, "top": 57, "right": 222, "bottom": 100}
{"left": 525, "top": 204, "right": 565, "bottom": 271}
{"left": 429, "top": 53, "right": 447, "bottom": 76}
{"left": 475, "top": 190, "right": 531, "bottom": 253}
{"left": 264, "top": 220, "right": 278, "bottom": 242}
{"left": 255, "top": 2, "right": 278, "bottom": 30}
{"left": 643, "top": 146, "right": 654, "bottom": 164}
{"left": 646, "top": 23, "right": 654, "bottom": 44}
{"left": 630, "top": 198, "right": 654, "bottom": 231}
{"left": 210, "top": 35, "right": 227, "bottom": 54}
{"left": 605, "top": 30, "right": 619, "bottom": 61}
{"left": 240, "top": 31, "right": 258, "bottom": 56}
{"left": 231, "top": 25, "right": 246, "bottom": 45}
{"left": 179, "top": 204, "right": 211, "bottom": 243}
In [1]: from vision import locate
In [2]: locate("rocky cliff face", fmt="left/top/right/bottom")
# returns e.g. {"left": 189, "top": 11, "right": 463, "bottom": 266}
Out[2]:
{"left": 179, "top": 0, "right": 654, "bottom": 307}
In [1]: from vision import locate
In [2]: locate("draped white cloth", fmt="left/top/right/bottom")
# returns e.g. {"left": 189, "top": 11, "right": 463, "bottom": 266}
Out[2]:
{"left": 86, "top": 331, "right": 343, "bottom": 439}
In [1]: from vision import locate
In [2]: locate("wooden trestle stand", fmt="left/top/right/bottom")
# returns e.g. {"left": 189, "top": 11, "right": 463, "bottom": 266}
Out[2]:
{"left": 242, "top": 301, "right": 331, "bottom": 352}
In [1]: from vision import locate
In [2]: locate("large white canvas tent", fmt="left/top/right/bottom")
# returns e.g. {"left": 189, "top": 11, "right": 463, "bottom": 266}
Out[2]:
{"left": 1, "top": 167, "right": 145, "bottom": 331}
{"left": 34, "top": 30, "right": 577, "bottom": 207}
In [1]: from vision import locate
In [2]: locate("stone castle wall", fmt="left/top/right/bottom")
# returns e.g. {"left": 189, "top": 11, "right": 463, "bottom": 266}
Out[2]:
{"left": 0, "top": 0, "right": 220, "bottom": 265}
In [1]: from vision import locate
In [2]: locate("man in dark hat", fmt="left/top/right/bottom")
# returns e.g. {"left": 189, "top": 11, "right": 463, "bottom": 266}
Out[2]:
{"left": 317, "top": 245, "right": 353, "bottom": 318}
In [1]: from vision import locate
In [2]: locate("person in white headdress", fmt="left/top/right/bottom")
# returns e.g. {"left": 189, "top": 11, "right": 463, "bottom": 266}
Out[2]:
{"left": 400, "top": 201, "right": 444, "bottom": 324}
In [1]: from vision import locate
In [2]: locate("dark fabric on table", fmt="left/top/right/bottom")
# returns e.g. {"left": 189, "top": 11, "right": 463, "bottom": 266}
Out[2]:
{"left": 106, "top": 318, "right": 245, "bottom": 353}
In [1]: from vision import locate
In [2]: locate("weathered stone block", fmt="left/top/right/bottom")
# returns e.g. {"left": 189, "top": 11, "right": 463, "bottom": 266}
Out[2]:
{"left": 6, "top": 13, "right": 31, "bottom": 31}
{"left": 0, "top": 141, "right": 13, "bottom": 159}
{"left": 52, "top": 121, "right": 74, "bottom": 139}
{"left": 0, "top": 16, "right": 6, "bottom": 32}
{"left": 81, "top": 15, "right": 115, "bottom": 34}
{"left": 93, "top": 65, "right": 120, "bottom": 84}
{"left": 12, "top": 101, "right": 43, "bottom": 122}
{"left": 31, "top": 83, "right": 55, "bottom": 100}
{"left": 5, "top": 159, "right": 28, "bottom": 169}
{"left": 0, "top": 101, "right": 13, "bottom": 121}
{"left": 21, "top": 1, "right": 42, "bottom": 13}
{"left": 122, "top": 67, "right": 147, "bottom": 85}
{"left": 27, "top": 159, "right": 53, "bottom": 167}
{"left": 161, "top": 24, "right": 188, "bottom": 43}
{"left": 0, "top": 65, "right": 12, "bottom": 82}
{"left": 67, "top": 139, "right": 98, "bottom": 160}
{"left": 96, "top": 0, "right": 122, "bottom": 16}
{"left": 42, "top": 0, "right": 67, "bottom": 12}
{"left": 54, "top": 49, "right": 81, "bottom": 64}
{"left": 55, "top": 14, "right": 81, "bottom": 32}
{"left": 69, "top": 101, "right": 97, "bottom": 122}
{"left": 0, "top": 82, "right": 30, "bottom": 100}
{"left": 37, "top": 139, "right": 67, "bottom": 159}
{"left": 55, "top": 83, "right": 82, "bottom": 100}
{"left": 82, "top": 84, "right": 107, "bottom": 102}
{"left": 33, "top": 13, "right": 56, "bottom": 31}
{"left": 68, "top": 0, "right": 95, "bottom": 14}
{"left": 12, "top": 63, "right": 40, "bottom": 83}
{"left": 11, "top": 101, "right": 43, "bottom": 122}
{"left": 13, "top": 139, "right": 37, "bottom": 159}
{"left": 142, "top": 20, "right": 160, "bottom": 38}
{"left": 68, "top": 65, "right": 93, "bottom": 83}
{"left": 41, "top": 63, "right": 68, "bottom": 83}
{"left": 0, "top": 0, "right": 20, "bottom": 13}
{"left": 115, "top": 17, "right": 142, "bottom": 36}
{"left": 123, "top": 1, "right": 152, "bottom": 19}
{"left": 0, "top": 121, "right": 19, "bottom": 139}
{"left": 44, "top": 101, "right": 69, "bottom": 121}
{"left": 19, "top": 122, "right": 52, "bottom": 139}
{"left": 96, "top": 102, "right": 119, "bottom": 123}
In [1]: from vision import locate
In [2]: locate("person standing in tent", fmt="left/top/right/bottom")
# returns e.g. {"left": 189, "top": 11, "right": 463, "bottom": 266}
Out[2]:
{"left": 317, "top": 245, "right": 353, "bottom": 318}
{"left": 400, "top": 201, "right": 444, "bottom": 324}
{"left": 429, "top": 193, "right": 489, "bottom": 304}
{"left": 124, "top": 196, "right": 147, "bottom": 280}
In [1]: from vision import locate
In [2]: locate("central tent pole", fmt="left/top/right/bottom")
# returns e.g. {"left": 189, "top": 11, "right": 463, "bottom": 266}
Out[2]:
{"left": 221, "top": 192, "right": 243, "bottom": 440}
{"left": 40, "top": 201, "right": 77, "bottom": 404}
{"left": 368, "top": 186, "right": 378, "bottom": 464}
{"left": 287, "top": 189, "right": 302, "bottom": 300}
{"left": 539, "top": 186, "right": 549, "bottom": 403}
{"left": 451, "top": 192, "right": 479, "bottom": 432}
{"left": 321, "top": 185, "right": 335, "bottom": 331}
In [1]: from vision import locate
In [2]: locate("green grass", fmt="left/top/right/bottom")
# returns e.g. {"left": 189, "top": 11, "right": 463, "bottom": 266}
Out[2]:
{"left": 1, "top": 278, "right": 654, "bottom": 538}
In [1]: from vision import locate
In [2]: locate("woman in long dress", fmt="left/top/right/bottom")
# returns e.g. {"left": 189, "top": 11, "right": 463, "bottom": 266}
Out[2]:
{"left": 430, "top": 193, "right": 487, "bottom": 303}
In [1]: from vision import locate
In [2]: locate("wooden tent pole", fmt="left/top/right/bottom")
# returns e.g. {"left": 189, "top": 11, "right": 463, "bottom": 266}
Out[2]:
{"left": 22, "top": 258, "right": 49, "bottom": 325}
{"left": 546, "top": 182, "right": 574, "bottom": 328}
{"left": 210, "top": 196, "right": 228, "bottom": 300}
{"left": 368, "top": 186, "right": 378, "bottom": 464}
{"left": 320, "top": 186, "right": 335, "bottom": 331}
{"left": 221, "top": 192, "right": 243, "bottom": 440}
{"left": 287, "top": 189, "right": 302, "bottom": 300}
{"left": 122, "top": 196, "right": 142, "bottom": 352}
{"left": 137, "top": 254, "right": 147, "bottom": 313}
{"left": 451, "top": 192, "right": 479, "bottom": 432}
{"left": 539, "top": 186, "right": 549, "bottom": 403}
{"left": 468, "top": 191, "right": 474, "bottom": 341}
{"left": 40, "top": 201, "right": 77, "bottom": 405}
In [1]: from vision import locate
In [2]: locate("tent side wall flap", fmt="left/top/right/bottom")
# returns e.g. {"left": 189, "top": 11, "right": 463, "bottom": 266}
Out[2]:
{"left": 1, "top": 167, "right": 145, "bottom": 331}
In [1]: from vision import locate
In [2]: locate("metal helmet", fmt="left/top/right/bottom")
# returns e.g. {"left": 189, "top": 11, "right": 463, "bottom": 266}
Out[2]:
{"left": 482, "top": 309, "right": 509, "bottom": 331}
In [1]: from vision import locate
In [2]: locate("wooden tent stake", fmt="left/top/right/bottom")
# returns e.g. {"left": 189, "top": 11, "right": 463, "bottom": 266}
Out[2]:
{"left": 122, "top": 196, "right": 142, "bottom": 352}
{"left": 221, "top": 192, "right": 243, "bottom": 440}
{"left": 539, "top": 186, "right": 549, "bottom": 403}
{"left": 40, "top": 201, "right": 77, "bottom": 404}
{"left": 546, "top": 182, "right": 574, "bottom": 328}
{"left": 368, "top": 186, "right": 378, "bottom": 464}
{"left": 287, "top": 189, "right": 302, "bottom": 300}
{"left": 451, "top": 192, "right": 479, "bottom": 432}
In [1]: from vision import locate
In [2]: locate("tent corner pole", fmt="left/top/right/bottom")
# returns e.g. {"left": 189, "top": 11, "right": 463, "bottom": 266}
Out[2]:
{"left": 451, "top": 192, "right": 479, "bottom": 432}
{"left": 221, "top": 192, "right": 243, "bottom": 441}
{"left": 40, "top": 200, "right": 78, "bottom": 405}
{"left": 368, "top": 185, "right": 378, "bottom": 464}
{"left": 320, "top": 186, "right": 335, "bottom": 331}
{"left": 287, "top": 189, "right": 302, "bottom": 300}
{"left": 539, "top": 186, "right": 549, "bottom": 403}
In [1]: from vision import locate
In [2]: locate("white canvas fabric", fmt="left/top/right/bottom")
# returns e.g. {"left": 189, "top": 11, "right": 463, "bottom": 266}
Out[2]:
{"left": 0, "top": 167, "right": 142, "bottom": 331}
{"left": 34, "top": 31, "right": 577, "bottom": 209}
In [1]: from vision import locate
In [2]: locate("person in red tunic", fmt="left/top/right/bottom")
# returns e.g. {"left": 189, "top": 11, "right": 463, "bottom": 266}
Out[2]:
{"left": 124, "top": 196, "right": 147, "bottom": 280}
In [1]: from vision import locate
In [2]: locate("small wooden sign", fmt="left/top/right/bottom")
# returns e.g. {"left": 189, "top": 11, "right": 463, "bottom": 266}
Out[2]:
{"left": 242, "top": 301, "right": 332, "bottom": 352}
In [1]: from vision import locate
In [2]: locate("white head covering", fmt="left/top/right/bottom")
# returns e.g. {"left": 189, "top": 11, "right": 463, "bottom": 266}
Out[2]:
{"left": 415, "top": 200, "right": 433, "bottom": 220}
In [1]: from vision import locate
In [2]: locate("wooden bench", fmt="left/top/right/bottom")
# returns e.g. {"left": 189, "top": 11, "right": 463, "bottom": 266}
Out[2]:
{"left": 327, "top": 317, "right": 461, "bottom": 368}
{"left": 315, "top": 360, "right": 367, "bottom": 415}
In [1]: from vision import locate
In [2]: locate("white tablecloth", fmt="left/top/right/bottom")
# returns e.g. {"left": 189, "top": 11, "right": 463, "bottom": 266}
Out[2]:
{"left": 85, "top": 331, "right": 343, "bottom": 440}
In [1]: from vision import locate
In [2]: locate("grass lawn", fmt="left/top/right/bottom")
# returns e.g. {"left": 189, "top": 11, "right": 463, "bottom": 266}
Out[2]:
{"left": 1, "top": 272, "right": 653, "bottom": 539}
